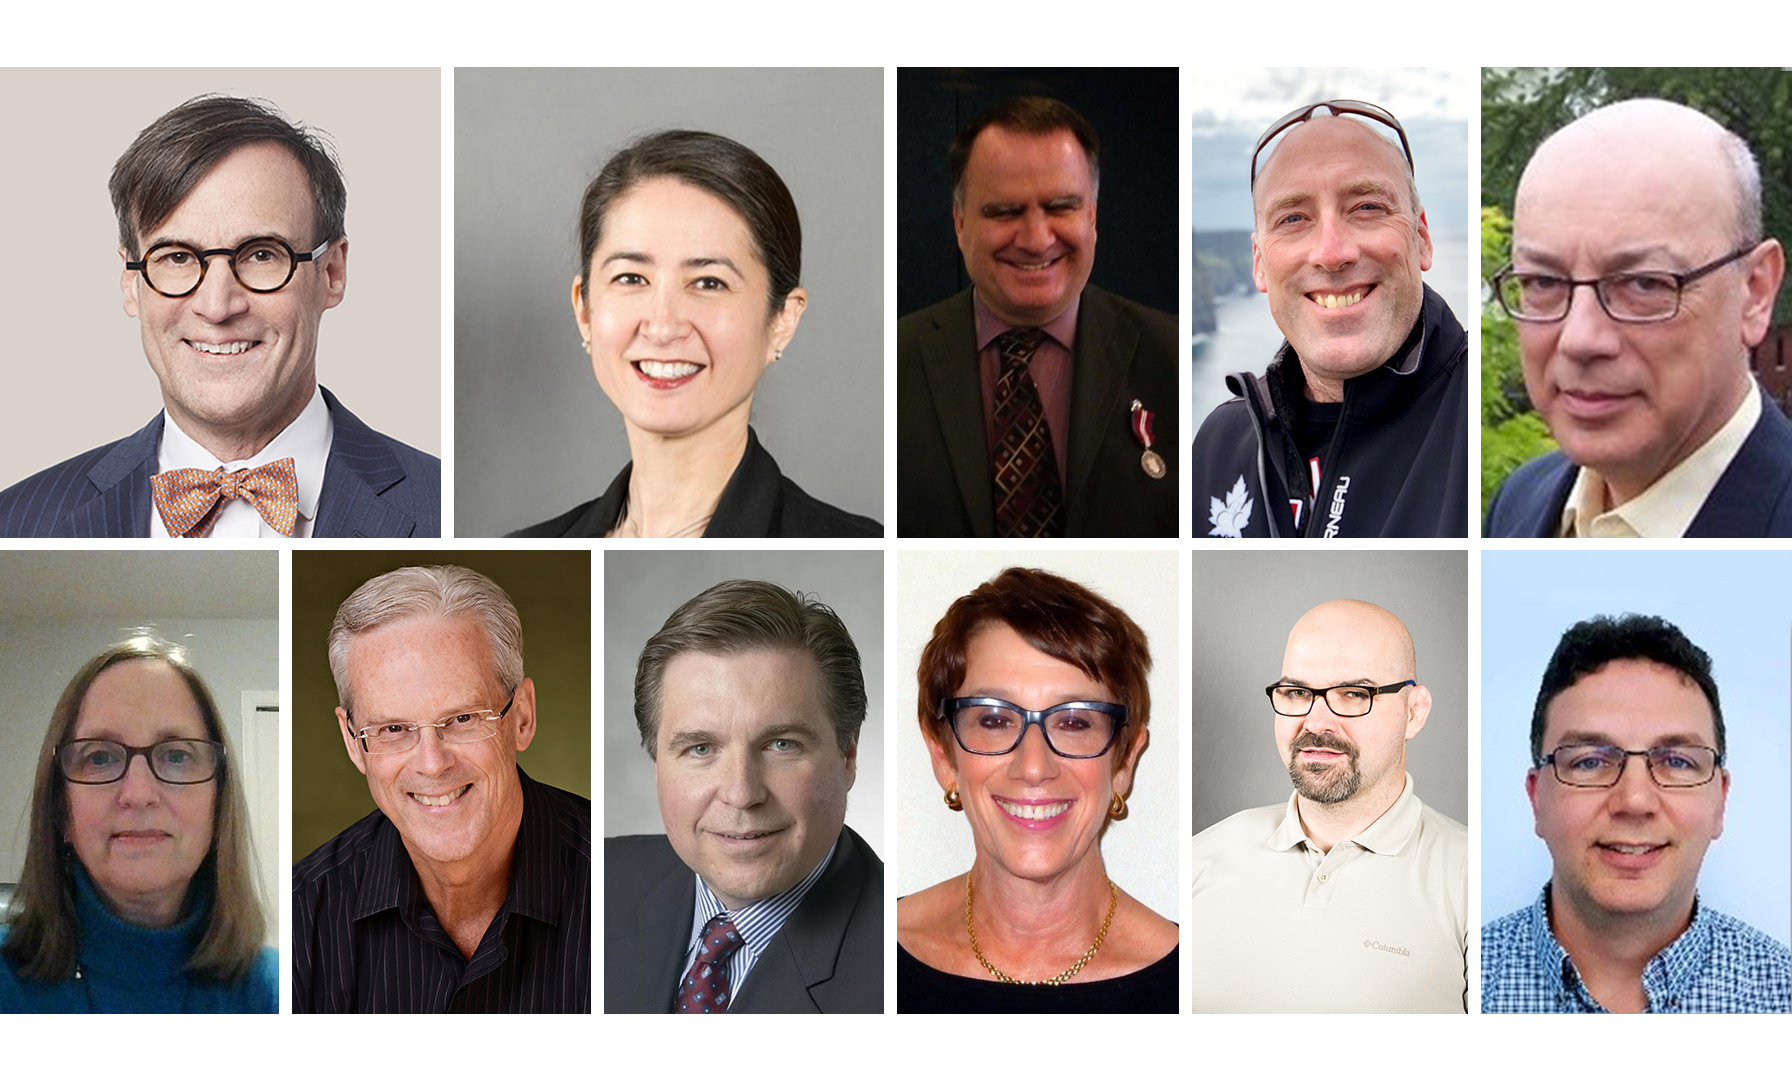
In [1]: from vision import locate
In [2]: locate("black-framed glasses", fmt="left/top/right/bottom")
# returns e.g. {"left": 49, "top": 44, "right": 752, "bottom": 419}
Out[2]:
{"left": 1250, "top": 99, "right": 1414, "bottom": 189}
{"left": 940, "top": 697, "right": 1128, "bottom": 759}
{"left": 1490, "top": 244, "right": 1759, "bottom": 324}
{"left": 1538, "top": 744, "right": 1723, "bottom": 788}
{"left": 350, "top": 693, "right": 515, "bottom": 755}
{"left": 59, "top": 739, "right": 224, "bottom": 785}
{"left": 125, "top": 236, "right": 331, "bottom": 298}
{"left": 1265, "top": 681, "right": 1415, "bottom": 718}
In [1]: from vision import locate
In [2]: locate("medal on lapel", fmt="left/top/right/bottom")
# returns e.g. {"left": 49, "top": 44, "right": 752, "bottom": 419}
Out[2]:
{"left": 1130, "top": 399, "right": 1166, "bottom": 479}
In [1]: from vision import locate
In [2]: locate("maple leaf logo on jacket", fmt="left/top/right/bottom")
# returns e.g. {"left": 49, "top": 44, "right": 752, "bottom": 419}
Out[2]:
{"left": 1209, "top": 475, "right": 1254, "bottom": 537}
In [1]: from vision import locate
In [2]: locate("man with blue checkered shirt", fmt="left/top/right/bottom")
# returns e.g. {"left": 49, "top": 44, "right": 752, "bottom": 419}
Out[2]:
{"left": 1483, "top": 614, "right": 1790, "bottom": 1012}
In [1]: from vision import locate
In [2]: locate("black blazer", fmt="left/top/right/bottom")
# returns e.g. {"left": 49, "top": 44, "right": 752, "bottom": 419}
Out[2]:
{"left": 509, "top": 427, "right": 880, "bottom": 538}
{"left": 896, "top": 285, "right": 1178, "bottom": 537}
{"left": 604, "top": 827, "right": 883, "bottom": 1013}
{"left": 1486, "top": 389, "right": 1792, "bottom": 537}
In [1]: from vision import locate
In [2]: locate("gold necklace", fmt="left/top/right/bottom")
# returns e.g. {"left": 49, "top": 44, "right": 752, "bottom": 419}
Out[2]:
{"left": 964, "top": 875, "right": 1118, "bottom": 985}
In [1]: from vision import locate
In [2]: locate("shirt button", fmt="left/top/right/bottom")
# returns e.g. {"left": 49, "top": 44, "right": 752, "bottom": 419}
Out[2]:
{"left": 1318, "top": 873, "right": 1329, "bottom": 882}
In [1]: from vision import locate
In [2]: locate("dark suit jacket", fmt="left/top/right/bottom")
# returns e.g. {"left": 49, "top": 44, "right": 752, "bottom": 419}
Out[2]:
{"left": 0, "top": 387, "right": 440, "bottom": 537}
{"left": 509, "top": 426, "right": 880, "bottom": 538}
{"left": 897, "top": 285, "right": 1178, "bottom": 537}
{"left": 1486, "top": 389, "right": 1792, "bottom": 537}
{"left": 605, "top": 827, "right": 883, "bottom": 1013}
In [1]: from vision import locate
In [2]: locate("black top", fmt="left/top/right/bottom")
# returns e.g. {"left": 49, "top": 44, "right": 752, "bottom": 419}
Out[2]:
{"left": 291, "top": 767, "right": 591, "bottom": 1013}
{"left": 896, "top": 943, "right": 1178, "bottom": 1013}
{"left": 508, "top": 426, "right": 881, "bottom": 538}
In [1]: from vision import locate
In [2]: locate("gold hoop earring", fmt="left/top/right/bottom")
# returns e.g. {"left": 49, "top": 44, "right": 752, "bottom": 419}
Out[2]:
{"left": 1108, "top": 792, "right": 1127, "bottom": 820}
{"left": 944, "top": 784, "right": 962, "bottom": 812}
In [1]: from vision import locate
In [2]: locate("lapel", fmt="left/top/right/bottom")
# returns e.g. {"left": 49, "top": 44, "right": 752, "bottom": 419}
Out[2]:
{"left": 733, "top": 827, "right": 868, "bottom": 1014}
{"left": 66, "top": 415, "right": 162, "bottom": 537}
{"left": 1065, "top": 286, "right": 1139, "bottom": 521}
{"left": 1687, "top": 390, "right": 1792, "bottom": 537}
{"left": 916, "top": 290, "right": 997, "bottom": 535}
{"left": 312, "top": 387, "right": 418, "bottom": 538}
{"left": 612, "top": 854, "right": 696, "bottom": 1013}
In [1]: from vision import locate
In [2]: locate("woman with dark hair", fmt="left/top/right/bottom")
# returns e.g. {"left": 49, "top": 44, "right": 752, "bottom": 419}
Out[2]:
{"left": 897, "top": 568, "right": 1176, "bottom": 1012}
{"left": 511, "top": 130, "right": 880, "bottom": 538}
{"left": 0, "top": 639, "right": 275, "bottom": 1012}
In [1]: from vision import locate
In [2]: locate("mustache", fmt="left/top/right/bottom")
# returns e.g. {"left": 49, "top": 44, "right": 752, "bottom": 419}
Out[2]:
{"left": 1289, "top": 731, "right": 1358, "bottom": 755}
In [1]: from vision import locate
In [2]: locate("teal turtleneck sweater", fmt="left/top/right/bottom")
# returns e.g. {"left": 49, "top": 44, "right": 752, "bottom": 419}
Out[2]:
{"left": 0, "top": 864, "right": 276, "bottom": 1013}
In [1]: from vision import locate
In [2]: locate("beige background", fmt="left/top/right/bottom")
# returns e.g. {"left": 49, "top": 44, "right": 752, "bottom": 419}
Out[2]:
{"left": 0, "top": 68, "right": 441, "bottom": 491}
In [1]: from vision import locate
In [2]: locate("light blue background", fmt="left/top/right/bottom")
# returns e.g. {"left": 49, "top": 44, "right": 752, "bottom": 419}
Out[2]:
{"left": 1482, "top": 552, "right": 1791, "bottom": 946}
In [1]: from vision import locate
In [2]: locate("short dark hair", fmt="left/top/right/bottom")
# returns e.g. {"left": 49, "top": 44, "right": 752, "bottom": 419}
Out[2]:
{"left": 634, "top": 580, "right": 865, "bottom": 758}
{"left": 948, "top": 96, "right": 1101, "bottom": 210}
{"left": 1531, "top": 613, "right": 1725, "bottom": 762}
{"left": 576, "top": 130, "right": 802, "bottom": 318}
{"left": 110, "top": 93, "right": 348, "bottom": 260}
{"left": 917, "top": 567, "right": 1150, "bottom": 773}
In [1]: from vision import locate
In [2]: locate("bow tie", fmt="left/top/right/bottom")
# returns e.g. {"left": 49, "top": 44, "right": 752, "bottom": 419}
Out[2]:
{"left": 151, "top": 458, "right": 300, "bottom": 537}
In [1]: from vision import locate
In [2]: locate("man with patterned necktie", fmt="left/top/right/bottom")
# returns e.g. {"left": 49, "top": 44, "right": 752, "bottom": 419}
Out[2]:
{"left": 0, "top": 93, "right": 439, "bottom": 538}
{"left": 898, "top": 95, "right": 1178, "bottom": 538}
{"left": 607, "top": 580, "right": 883, "bottom": 1013}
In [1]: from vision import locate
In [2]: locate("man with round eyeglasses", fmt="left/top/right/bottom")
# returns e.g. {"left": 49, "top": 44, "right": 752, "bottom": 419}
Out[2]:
{"left": 1190, "top": 599, "right": 1468, "bottom": 1012}
{"left": 1483, "top": 614, "right": 1790, "bottom": 1013}
{"left": 0, "top": 92, "right": 439, "bottom": 538}
{"left": 292, "top": 565, "right": 590, "bottom": 1012}
{"left": 1486, "top": 98, "right": 1792, "bottom": 537}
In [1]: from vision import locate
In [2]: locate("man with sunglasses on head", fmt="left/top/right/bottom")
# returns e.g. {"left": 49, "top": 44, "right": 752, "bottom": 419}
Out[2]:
{"left": 1484, "top": 614, "right": 1789, "bottom": 1012}
{"left": 0, "top": 93, "right": 439, "bottom": 538}
{"left": 293, "top": 565, "right": 591, "bottom": 1012}
{"left": 1190, "top": 600, "right": 1468, "bottom": 1012}
{"left": 1192, "top": 100, "right": 1468, "bottom": 538}
{"left": 1487, "top": 99, "right": 1790, "bottom": 537}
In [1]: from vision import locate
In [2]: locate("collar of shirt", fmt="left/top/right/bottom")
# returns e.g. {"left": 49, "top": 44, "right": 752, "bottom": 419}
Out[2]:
{"left": 1266, "top": 771, "right": 1422, "bottom": 855}
{"left": 684, "top": 837, "right": 839, "bottom": 996}
{"left": 1559, "top": 388, "right": 1759, "bottom": 538}
{"left": 152, "top": 385, "right": 333, "bottom": 538}
{"left": 1527, "top": 885, "right": 1715, "bottom": 1012}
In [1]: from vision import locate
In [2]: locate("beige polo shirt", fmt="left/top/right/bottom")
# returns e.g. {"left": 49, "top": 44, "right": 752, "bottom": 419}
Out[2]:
{"left": 1189, "top": 774, "right": 1468, "bottom": 1012}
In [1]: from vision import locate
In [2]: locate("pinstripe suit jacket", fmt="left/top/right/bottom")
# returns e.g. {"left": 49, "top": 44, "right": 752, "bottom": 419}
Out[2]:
{"left": 0, "top": 386, "right": 440, "bottom": 537}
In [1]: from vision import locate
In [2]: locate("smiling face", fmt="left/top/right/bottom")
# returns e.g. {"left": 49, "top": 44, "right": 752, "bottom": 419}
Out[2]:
{"left": 953, "top": 126, "right": 1098, "bottom": 327}
{"left": 927, "top": 622, "right": 1140, "bottom": 886}
{"left": 63, "top": 659, "right": 216, "bottom": 927}
{"left": 121, "top": 141, "right": 345, "bottom": 460}
{"left": 1252, "top": 117, "right": 1431, "bottom": 401}
{"left": 573, "top": 178, "right": 805, "bottom": 446}
{"left": 653, "top": 649, "right": 854, "bottom": 910}
{"left": 1512, "top": 102, "right": 1781, "bottom": 505}
{"left": 336, "top": 617, "right": 534, "bottom": 880}
{"left": 1528, "top": 658, "right": 1728, "bottom": 932}
{"left": 1274, "top": 600, "right": 1427, "bottom": 811}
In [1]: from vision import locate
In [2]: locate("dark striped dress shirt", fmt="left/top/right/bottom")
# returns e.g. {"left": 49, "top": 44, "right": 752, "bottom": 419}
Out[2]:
{"left": 292, "top": 767, "right": 591, "bottom": 1012}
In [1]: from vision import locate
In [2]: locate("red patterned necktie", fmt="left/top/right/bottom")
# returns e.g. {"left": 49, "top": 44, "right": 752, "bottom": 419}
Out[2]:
{"left": 992, "top": 328, "right": 1065, "bottom": 538}
{"left": 150, "top": 458, "right": 299, "bottom": 537}
{"left": 674, "top": 913, "right": 744, "bottom": 1014}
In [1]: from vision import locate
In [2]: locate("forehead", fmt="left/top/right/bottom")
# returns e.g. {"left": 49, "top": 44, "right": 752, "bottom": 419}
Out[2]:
{"left": 1514, "top": 126, "right": 1734, "bottom": 258}
{"left": 657, "top": 649, "right": 827, "bottom": 740}
{"left": 961, "top": 126, "right": 1095, "bottom": 199}
{"left": 1543, "top": 658, "right": 1718, "bottom": 746}
{"left": 1282, "top": 608, "right": 1406, "bottom": 681}
{"left": 346, "top": 617, "right": 498, "bottom": 715}
{"left": 75, "top": 659, "right": 207, "bottom": 738}
{"left": 143, "top": 140, "right": 316, "bottom": 245}
{"left": 597, "top": 177, "right": 757, "bottom": 260}
{"left": 959, "top": 622, "right": 1108, "bottom": 697}
{"left": 1255, "top": 116, "right": 1410, "bottom": 203}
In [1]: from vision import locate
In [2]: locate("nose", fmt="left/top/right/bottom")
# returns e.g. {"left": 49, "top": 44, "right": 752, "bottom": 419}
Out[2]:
{"left": 1006, "top": 722, "right": 1062, "bottom": 786}
{"left": 719, "top": 749, "right": 768, "bottom": 809}
{"left": 185, "top": 252, "right": 252, "bottom": 323}
{"left": 638, "top": 281, "right": 691, "bottom": 346}
{"left": 114, "top": 754, "right": 163, "bottom": 807}
{"left": 1606, "top": 755, "right": 1663, "bottom": 814}
{"left": 1552, "top": 282, "right": 1624, "bottom": 364}
{"left": 1308, "top": 212, "right": 1360, "bottom": 272}
{"left": 408, "top": 725, "right": 457, "bottom": 774}
{"left": 1300, "top": 697, "right": 1344, "bottom": 734}
{"left": 1015, "top": 207, "right": 1054, "bottom": 253}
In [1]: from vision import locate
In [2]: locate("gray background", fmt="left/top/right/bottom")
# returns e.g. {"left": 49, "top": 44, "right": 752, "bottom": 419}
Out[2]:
{"left": 453, "top": 69, "right": 884, "bottom": 536}
{"left": 603, "top": 550, "right": 884, "bottom": 854}
{"left": 1189, "top": 550, "right": 1469, "bottom": 832}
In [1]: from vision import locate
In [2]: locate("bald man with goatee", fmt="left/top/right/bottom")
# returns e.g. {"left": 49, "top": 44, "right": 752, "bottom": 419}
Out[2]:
{"left": 1189, "top": 599, "right": 1467, "bottom": 1012}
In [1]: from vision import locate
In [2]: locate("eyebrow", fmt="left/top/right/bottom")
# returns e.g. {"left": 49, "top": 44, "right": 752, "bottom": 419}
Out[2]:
{"left": 1511, "top": 242, "right": 1683, "bottom": 274}
{"left": 1548, "top": 729, "right": 1714, "bottom": 749}
{"left": 141, "top": 231, "right": 301, "bottom": 253}
{"left": 599, "top": 251, "right": 745, "bottom": 276}
{"left": 74, "top": 726, "right": 208, "bottom": 743}
{"left": 1275, "top": 676, "right": 1379, "bottom": 688}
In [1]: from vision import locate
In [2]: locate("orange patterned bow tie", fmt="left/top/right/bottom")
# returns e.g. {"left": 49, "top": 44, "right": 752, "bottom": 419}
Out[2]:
{"left": 151, "top": 458, "right": 299, "bottom": 537}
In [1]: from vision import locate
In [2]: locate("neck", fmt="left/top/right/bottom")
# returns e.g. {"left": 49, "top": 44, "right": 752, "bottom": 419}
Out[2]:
{"left": 1300, "top": 370, "right": 1346, "bottom": 404}
{"left": 618, "top": 418, "right": 750, "bottom": 537}
{"left": 1295, "top": 770, "right": 1406, "bottom": 853}
{"left": 168, "top": 378, "right": 315, "bottom": 464}
{"left": 402, "top": 785, "right": 525, "bottom": 959}
{"left": 1547, "top": 879, "right": 1692, "bottom": 1013}
{"left": 964, "top": 852, "right": 1111, "bottom": 979}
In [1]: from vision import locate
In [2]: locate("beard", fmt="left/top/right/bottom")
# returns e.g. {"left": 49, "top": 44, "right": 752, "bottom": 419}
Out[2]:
{"left": 1285, "top": 731, "right": 1361, "bottom": 804}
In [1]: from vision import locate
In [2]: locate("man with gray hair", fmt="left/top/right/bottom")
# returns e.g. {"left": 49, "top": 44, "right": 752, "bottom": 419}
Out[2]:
{"left": 607, "top": 579, "right": 882, "bottom": 1013}
{"left": 1487, "top": 98, "right": 1791, "bottom": 537}
{"left": 293, "top": 564, "right": 590, "bottom": 1012}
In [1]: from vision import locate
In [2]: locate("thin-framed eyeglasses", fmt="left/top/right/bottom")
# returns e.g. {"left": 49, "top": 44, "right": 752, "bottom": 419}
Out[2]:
{"left": 1537, "top": 743, "right": 1723, "bottom": 788}
{"left": 350, "top": 693, "right": 516, "bottom": 755}
{"left": 1265, "top": 680, "right": 1415, "bottom": 718}
{"left": 1250, "top": 99, "right": 1414, "bottom": 189}
{"left": 1489, "top": 243, "right": 1759, "bottom": 324}
{"left": 58, "top": 738, "right": 224, "bottom": 785}
{"left": 125, "top": 236, "right": 332, "bottom": 298}
{"left": 940, "top": 697, "right": 1128, "bottom": 759}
